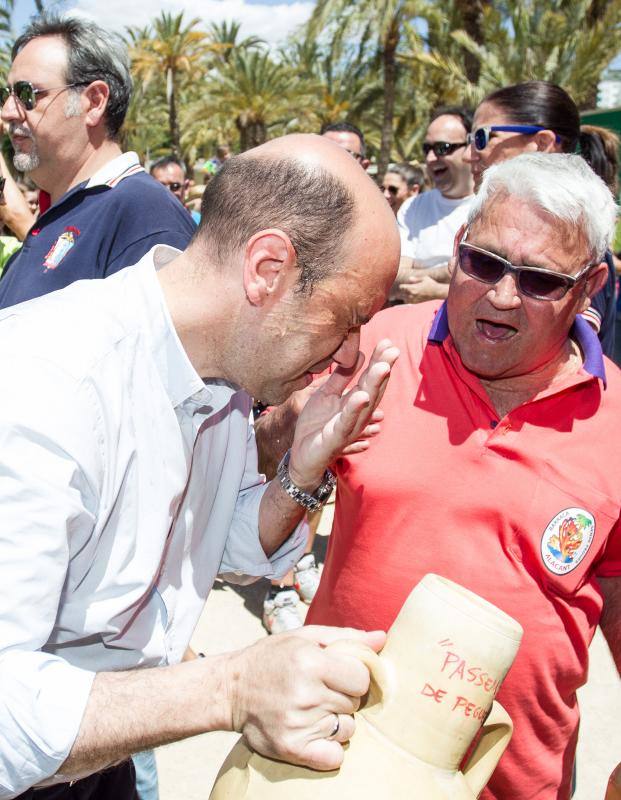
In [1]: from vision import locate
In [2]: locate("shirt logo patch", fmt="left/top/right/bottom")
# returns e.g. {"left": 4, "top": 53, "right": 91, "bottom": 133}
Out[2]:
{"left": 540, "top": 508, "right": 595, "bottom": 575}
{"left": 43, "top": 226, "right": 80, "bottom": 270}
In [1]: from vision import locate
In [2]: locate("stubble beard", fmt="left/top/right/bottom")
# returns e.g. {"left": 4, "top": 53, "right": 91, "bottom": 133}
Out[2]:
{"left": 13, "top": 145, "right": 40, "bottom": 173}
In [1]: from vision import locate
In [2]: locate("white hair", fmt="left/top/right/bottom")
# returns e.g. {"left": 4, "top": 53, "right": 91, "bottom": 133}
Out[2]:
{"left": 468, "top": 153, "right": 619, "bottom": 260}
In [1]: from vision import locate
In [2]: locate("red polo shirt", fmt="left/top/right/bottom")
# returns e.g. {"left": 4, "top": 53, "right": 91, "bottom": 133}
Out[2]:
{"left": 307, "top": 301, "right": 621, "bottom": 800}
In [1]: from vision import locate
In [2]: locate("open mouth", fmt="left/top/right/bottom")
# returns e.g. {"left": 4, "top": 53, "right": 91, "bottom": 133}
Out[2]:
{"left": 476, "top": 318, "right": 518, "bottom": 341}
{"left": 430, "top": 165, "right": 448, "bottom": 178}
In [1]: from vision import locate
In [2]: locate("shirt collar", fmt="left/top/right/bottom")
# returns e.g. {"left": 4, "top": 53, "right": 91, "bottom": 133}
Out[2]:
{"left": 133, "top": 246, "right": 242, "bottom": 411}
{"left": 38, "top": 152, "right": 146, "bottom": 217}
{"left": 85, "top": 151, "right": 145, "bottom": 189}
{"left": 427, "top": 300, "right": 607, "bottom": 386}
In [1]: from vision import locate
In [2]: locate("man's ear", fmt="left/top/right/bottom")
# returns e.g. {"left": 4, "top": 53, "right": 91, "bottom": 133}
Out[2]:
{"left": 533, "top": 129, "right": 558, "bottom": 153}
{"left": 577, "top": 261, "right": 609, "bottom": 313}
{"left": 243, "top": 229, "right": 297, "bottom": 305}
{"left": 449, "top": 223, "right": 468, "bottom": 276}
{"left": 83, "top": 80, "right": 110, "bottom": 128}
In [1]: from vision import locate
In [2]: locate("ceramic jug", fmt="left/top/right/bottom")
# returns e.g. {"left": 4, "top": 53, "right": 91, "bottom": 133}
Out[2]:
{"left": 210, "top": 573, "right": 523, "bottom": 799}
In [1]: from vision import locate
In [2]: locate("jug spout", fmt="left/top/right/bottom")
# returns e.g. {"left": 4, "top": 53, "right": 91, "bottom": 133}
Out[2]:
{"left": 362, "top": 574, "right": 522, "bottom": 770}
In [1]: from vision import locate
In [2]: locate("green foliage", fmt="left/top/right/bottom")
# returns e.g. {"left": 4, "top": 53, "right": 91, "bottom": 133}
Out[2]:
{"left": 116, "top": 1, "right": 621, "bottom": 165}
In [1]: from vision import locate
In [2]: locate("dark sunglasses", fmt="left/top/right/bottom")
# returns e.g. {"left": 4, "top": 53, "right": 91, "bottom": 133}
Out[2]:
{"left": 0, "top": 81, "right": 88, "bottom": 111}
{"left": 466, "top": 125, "right": 561, "bottom": 151}
{"left": 165, "top": 182, "right": 184, "bottom": 192}
{"left": 422, "top": 141, "right": 467, "bottom": 157}
{"left": 383, "top": 184, "right": 400, "bottom": 196}
{"left": 345, "top": 149, "right": 364, "bottom": 162}
{"left": 458, "top": 241, "right": 593, "bottom": 301}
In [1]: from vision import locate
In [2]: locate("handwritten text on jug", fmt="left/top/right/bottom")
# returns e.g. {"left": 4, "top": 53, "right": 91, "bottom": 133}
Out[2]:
{"left": 419, "top": 640, "right": 501, "bottom": 720}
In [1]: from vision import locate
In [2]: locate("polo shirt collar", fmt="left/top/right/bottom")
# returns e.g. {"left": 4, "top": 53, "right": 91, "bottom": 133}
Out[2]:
{"left": 38, "top": 152, "right": 146, "bottom": 215}
{"left": 85, "top": 151, "right": 145, "bottom": 189}
{"left": 428, "top": 300, "right": 607, "bottom": 385}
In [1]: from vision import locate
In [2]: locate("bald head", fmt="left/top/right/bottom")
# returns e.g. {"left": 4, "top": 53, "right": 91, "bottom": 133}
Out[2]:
{"left": 194, "top": 134, "right": 398, "bottom": 292}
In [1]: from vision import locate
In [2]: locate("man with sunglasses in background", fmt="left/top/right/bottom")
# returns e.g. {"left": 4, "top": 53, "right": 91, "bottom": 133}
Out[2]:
{"left": 393, "top": 106, "right": 474, "bottom": 304}
{"left": 150, "top": 155, "right": 201, "bottom": 224}
{"left": 302, "top": 153, "right": 621, "bottom": 800}
{"left": 0, "top": 15, "right": 196, "bottom": 310}
{"left": 320, "top": 121, "right": 370, "bottom": 171}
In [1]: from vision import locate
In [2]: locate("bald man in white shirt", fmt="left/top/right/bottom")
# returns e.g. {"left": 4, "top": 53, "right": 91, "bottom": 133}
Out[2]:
{"left": 0, "top": 135, "right": 400, "bottom": 799}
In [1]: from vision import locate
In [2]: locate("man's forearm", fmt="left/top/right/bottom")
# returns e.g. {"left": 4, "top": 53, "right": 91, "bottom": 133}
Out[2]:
{"left": 425, "top": 263, "right": 451, "bottom": 283}
{"left": 258, "top": 477, "right": 308, "bottom": 556}
{"left": 62, "top": 655, "right": 232, "bottom": 779}
{"left": 255, "top": 404, "right": 298, "bottom": 480}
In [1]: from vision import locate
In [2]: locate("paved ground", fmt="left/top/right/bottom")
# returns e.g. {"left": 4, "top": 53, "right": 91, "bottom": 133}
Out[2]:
{"left": 156, "top": 526, "right": 620, "bottom": 799}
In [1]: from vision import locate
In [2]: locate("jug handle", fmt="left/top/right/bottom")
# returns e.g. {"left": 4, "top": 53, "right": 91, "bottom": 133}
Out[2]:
{"left": 462, "top": 701, "right": 513, "bottom": 798}
{"left": 325, "top": 639, "right": 389, "bottom": 709}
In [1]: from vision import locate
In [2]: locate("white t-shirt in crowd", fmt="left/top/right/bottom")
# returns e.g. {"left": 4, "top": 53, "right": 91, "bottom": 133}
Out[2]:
{"left": 398, "top": 188, "right": 474, "bottom": 268}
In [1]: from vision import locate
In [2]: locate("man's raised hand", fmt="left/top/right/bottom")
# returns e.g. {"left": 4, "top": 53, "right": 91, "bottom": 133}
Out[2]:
{"left": 288, "top": 339, "right": 399, "bottom": 489}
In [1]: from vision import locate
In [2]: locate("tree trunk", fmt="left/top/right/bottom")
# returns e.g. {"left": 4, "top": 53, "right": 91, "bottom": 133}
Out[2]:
{"left": 579, "top": 0, "right": 609, "bottom": 109}
{"left": 167, "top": 67, "right": 181, "bottom": 157}
{"left": 455, "top": 0, "right": 490, "bottom": 84}
{"left": 248, "top": 120, "right": 267, "bottom": 150}
{"left": 377, "top": 18, "right": 399, "bottom": 182}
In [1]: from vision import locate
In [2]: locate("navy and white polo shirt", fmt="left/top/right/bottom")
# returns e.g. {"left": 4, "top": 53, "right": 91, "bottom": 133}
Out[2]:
{"left": 0, "top": 152, "right": 197, "bottom": 309}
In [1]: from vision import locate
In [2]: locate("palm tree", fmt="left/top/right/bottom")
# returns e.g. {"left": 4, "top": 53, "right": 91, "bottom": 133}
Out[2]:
{"left": 306, "top": 0, "right": 423, "bottom": 180}
{"left": 0, "top": 0, "right": 14, "bottom": 80}
{"left": 186, "top": 49, "right": 313, "bottom": 152}
{"left": 409, "top": 0, "right": 621, "bottom": 109}
{"left": 128, "top": 12, "right": 213, "bottom": 156}
{"left": 207, "top": 20, "right": 265, "bottom": 63}
{"left": 280, "top": 37, "right": 383, "bottom": 131}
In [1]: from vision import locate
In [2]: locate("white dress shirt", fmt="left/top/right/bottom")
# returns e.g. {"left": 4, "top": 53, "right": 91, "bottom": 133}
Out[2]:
{"left": 0, "top": 246, "right": 306, "bottom": 797}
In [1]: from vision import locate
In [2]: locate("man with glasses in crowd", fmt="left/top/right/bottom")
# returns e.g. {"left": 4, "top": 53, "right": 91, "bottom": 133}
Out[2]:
{"left": 304, "top": 153, "right": 621, "bottom": 800}
{"left": 150, "top": 155, "right": 201, "bottom": 224}
{"left": 0, "top": 15, "right": 195, "bottom": 310}
{"left": 394, "top": 106, "right": 474, "bottom": 303}
{"left": 321, "top": 121, "right": 370, "bottom": 171}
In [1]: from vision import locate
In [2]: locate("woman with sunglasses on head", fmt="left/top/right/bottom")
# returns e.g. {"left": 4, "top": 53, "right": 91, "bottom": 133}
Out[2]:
{"left": 465, "top": 80, "right": 617, "bottom": 358}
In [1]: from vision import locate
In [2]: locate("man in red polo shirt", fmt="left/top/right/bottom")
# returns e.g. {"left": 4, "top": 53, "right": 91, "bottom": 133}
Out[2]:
{"left": 305, "top": 153, "right": 621, "bottom": 799}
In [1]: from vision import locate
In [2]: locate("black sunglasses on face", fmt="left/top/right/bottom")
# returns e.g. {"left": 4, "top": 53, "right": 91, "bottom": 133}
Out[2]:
{"left": 345, "top": 149, "right": 363, "bottom": 162}
{"left": 0, "top": 80, "right": 88, "bottom": 111}
{"left": 383, "top": 184, "right": 400, "bottom": 196}
{"left": 458, "top": 242, "right": 594, "bottom": 301}
{"left": 423, "top": 141, "right": 467, "bottom": 157}
{"left": 165, "top": 182, "right": 184, "bottom": 192}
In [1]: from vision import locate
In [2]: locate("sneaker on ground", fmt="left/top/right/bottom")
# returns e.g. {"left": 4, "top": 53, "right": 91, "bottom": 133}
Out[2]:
{"left": 294, "top": 553, "right": 321, "bottom": 604}
{"left": 262, "top": 588, "right": 302, "bottom": 634}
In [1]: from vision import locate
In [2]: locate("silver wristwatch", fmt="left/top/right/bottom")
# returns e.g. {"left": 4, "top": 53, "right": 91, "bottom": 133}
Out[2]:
{"left": 276, "top": 449, "right": 336, "bottom": 512}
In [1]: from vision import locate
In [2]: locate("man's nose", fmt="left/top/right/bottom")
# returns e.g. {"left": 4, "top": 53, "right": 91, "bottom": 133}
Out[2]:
{"left": 1, "top": 93, "right": 23, "bottom": 122}
{"left": 425, "top": 149, "right": 438, "bottom": 165}
{"left": 488, "top": 274, "right": 521, "bottom": 309}
{"left": 463, "top": 142, "right": 477, "bottom": 164}
{"left": 332, "top": 329, "right": 361, "bottom": 369}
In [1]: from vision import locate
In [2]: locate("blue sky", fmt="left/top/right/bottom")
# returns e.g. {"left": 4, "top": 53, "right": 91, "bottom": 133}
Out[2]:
{"left": 9, "top": 0, "right": 621, "bottom": 70}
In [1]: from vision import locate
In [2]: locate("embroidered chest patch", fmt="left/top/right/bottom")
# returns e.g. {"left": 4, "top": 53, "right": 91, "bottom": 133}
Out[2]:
{"left": 43, "top": 226, "right": 80, "bottom": 270}
{"left": 540, "top": 507, "right": 595, "bottom": 575}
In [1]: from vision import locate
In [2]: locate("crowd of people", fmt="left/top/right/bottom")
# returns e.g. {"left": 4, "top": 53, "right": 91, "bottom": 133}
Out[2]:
{"left": 0, "top": 11, "right": 619, "bottom": 800}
